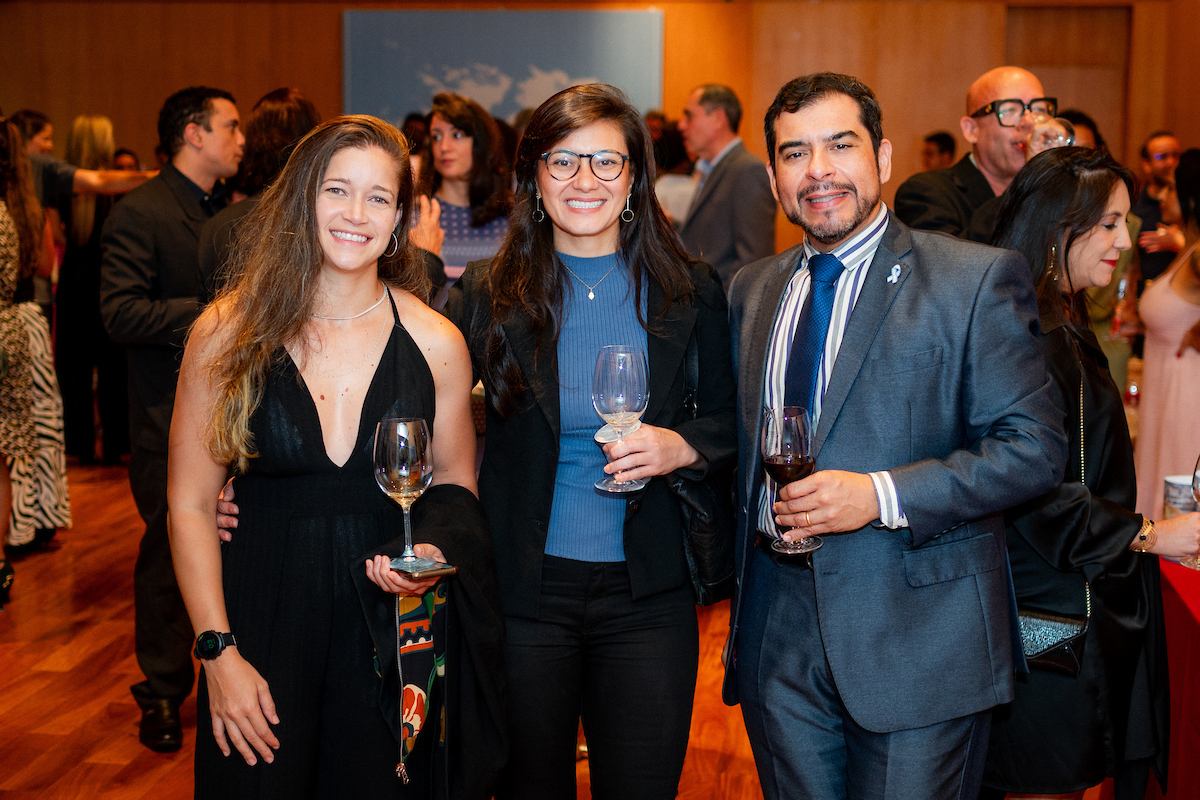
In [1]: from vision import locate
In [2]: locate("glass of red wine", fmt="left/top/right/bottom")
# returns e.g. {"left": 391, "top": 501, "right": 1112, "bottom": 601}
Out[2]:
{"left": 761, "top": 406, "right": 820, "bottom": 554}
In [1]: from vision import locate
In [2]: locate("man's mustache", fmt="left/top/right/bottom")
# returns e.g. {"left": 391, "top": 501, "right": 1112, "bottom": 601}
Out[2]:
{"left": 796, "top": 181, "right": 856, "bottom": 201}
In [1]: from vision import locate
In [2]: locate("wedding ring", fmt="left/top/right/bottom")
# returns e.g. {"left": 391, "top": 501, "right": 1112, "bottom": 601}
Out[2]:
{"left": 805, "top": 511, "right": 811, "bottom": 527}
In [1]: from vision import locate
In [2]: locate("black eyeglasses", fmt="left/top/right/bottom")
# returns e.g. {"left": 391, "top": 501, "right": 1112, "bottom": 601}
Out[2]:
{"left": 540, "top": 149, "right": 630, "bottom": 181}
{"left": 969, "top": 97, "right": 1058, "bottom": 127}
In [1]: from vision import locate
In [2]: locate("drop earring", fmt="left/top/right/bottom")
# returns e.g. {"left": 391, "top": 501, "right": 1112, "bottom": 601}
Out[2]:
{"left": 533, "top": 193, "right": 546, "bottom": 223}
{"left": 621, "top": 194, "right": 634, "bottom": 223}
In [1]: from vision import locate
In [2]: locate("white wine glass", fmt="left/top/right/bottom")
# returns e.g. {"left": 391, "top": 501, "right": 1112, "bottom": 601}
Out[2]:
{"left": 373, "top": 417, "right": 441, "bottom": 576}
{"left": 1193, "top": 451, "right": 1200, "bottom": 509}
{"left": 761, "top": 406, "right": 820, "bottom": 554}
{"left": 592, "top": 344, "right": 650, "bottom": 493}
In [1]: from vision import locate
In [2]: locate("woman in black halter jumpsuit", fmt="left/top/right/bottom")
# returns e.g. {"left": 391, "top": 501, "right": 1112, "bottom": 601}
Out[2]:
{"left": 167, "top": 118, "right": 481, "bottom": 798}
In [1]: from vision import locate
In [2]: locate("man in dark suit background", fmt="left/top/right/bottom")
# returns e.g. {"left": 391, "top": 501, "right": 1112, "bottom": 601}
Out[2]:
{"left": 677, "top": 84, "right": 777, "bottom": 289}
{"left": 724, "top": 72, "right": 1066, "bottom": 799}
{"left": 100, "top": 86, "right": 243, "bottom": 752}
{"left": 894, "top": 66, "right": 1048, "bottom": 238}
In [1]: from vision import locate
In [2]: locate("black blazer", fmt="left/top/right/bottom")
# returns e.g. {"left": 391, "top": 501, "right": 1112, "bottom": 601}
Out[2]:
{"left": 99, "top": 163, "right": 208, "bottom": 453}
{"left": 446, "top": 259, "right": 738, "bottom": 618}
{"left": 894, "top": 154, "right": 996, "bottom": 238}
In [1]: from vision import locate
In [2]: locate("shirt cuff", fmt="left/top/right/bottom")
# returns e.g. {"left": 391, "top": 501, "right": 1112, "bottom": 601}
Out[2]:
{"left": 869, "top": 471, "right": 909, "bottom": 529}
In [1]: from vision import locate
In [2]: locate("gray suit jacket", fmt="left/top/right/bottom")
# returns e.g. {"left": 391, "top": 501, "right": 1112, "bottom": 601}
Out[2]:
{"left": 679, "top": 141, "right": 776, "bottom": 290}
{"left": 723, "top": 213, "right": 1067, "bottom": 732}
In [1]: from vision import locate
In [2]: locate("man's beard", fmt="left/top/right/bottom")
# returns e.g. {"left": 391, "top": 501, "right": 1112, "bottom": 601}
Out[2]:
{"left": 785, "top": 180, "right": 880, "bottom": 245}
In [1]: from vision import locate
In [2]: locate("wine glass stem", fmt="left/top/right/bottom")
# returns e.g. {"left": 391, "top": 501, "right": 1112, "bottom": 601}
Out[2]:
{"left": 401, "top": 505, "right": 417, "bottom": 560}
{"left": 613, "top": 427, "right": 626, "bottom": 484}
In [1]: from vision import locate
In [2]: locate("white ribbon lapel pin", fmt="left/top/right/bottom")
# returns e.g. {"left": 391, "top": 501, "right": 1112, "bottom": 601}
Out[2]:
{"left": 887, "top": 264, "right": 901, "bottom": 284}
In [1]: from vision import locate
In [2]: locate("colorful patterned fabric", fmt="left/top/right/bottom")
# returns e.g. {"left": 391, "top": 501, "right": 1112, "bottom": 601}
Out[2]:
{"left": 379, "top": 582, "right": 448, "bottom": 770}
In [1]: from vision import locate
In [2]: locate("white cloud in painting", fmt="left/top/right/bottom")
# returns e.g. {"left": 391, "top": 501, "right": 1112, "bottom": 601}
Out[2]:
{"left": 419, "top": 63, "right": 513, "bottom": 112}
{"left": 514, "top": 66, "right": 600, "bottom": 110}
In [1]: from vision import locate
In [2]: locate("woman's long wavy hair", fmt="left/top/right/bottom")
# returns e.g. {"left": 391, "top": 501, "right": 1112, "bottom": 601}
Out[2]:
{"left": 205, "top": 115, "right": 428, "bottom": 471}
{"left": 65, "top": 115, "right": 115, "bottom": 247}
{"left": 0, "top": 119, "right": 43, "bottom": 280}
{"left": 992, "top": 147, "right": 1134, "bottom": 363}
{"left": 417, "top": 92, "right": 512, "bottom": 227}
{"left": 483, "top": 83, "right": 694, "bottom": 416}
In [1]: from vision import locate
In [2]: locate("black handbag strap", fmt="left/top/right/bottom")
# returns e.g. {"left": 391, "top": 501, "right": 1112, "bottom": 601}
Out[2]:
{"left": 1078, "top": 372, "right": 1091, "bottom": 626}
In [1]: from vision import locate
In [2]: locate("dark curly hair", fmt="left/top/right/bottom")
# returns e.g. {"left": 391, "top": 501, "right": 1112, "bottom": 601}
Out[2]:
{"left": 417, "top": 93, "right": 512, "bottom": 227}
{"left": 233, "top": 88, "right": 321, "bottom": 196}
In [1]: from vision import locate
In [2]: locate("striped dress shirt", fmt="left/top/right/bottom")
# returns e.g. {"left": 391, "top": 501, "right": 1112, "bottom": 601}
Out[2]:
{"left": 757, "top": 204, "right": 908, "bottom": 536}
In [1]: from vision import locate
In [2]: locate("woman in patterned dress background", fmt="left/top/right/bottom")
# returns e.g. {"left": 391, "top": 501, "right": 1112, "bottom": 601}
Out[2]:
{"left": 0, "top": 118, "right": 44, "bottom": 605}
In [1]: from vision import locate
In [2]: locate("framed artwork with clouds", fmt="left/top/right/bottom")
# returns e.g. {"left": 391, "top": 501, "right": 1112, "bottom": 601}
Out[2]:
{"left": 343, "top": 10, "right": 664, "bottom": 124}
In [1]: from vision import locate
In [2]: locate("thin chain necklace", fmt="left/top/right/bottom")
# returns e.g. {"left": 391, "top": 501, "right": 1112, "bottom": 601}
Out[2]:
{"left": 302, "top": 288, "right": 391, "bottom": 379}
{"left": 312, "top": 284, "right": 387, "bottom": 320}
{"left": 561, "top": 260, "right": 619, "bottom": 300}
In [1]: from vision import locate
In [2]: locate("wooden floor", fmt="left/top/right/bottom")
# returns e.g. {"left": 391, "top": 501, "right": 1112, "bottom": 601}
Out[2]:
{"left": 0, "top": 463, "right": 761, "bottom": 798}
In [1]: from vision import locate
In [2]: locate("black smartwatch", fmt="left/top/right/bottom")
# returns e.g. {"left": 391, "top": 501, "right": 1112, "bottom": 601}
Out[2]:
{"left": 194, "top": 631, "right": 237, "bottom": 660}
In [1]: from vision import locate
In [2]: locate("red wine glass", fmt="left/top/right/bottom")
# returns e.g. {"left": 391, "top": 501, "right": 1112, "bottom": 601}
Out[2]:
{"left": 761, "top": 406, "right": 820, "bottom": 554}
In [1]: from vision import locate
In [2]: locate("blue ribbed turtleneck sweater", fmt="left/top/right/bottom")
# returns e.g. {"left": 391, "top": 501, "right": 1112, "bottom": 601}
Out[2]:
{"left": 544, "top": 251, "right": 647, "bottom": 563}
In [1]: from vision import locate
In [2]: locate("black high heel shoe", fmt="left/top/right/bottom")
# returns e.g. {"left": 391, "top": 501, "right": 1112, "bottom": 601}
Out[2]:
{"left": 0, "top": 560, "right": 13, "bottom": 609}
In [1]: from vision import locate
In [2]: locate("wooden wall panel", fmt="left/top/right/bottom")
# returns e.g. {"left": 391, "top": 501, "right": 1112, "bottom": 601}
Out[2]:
{"left": 1126, "top": 1, "right": 1171, "bottom": 168}
{"left": 1164, "top": 0, "right": 1200, "bottom": 150}
{"left": 661, "top": 4, "right": 754, "bottom": 120}
{"left": 1006, "top": 6, "right": 1130, "bottom": 166}
{"left": 0, "top": 2, "right": 348, "bottom": 166}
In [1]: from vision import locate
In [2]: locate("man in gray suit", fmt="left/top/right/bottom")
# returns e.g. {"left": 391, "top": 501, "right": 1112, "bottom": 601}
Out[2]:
{"left": 677, "top": 84, "right": 776, "bottom": 289}
{"left": 724, "top": 73, "right": 1066, "bottom": 799}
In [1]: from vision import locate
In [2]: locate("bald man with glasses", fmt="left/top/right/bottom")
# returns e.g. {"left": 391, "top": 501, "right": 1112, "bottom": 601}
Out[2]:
{"left": 895, "top": 67, "right": 1049, "bottom": 238}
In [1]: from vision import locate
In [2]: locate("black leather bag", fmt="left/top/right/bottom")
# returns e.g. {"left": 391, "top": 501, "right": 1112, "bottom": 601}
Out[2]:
{"left": 664, "top": 326, "right": 735, "bottom": 606}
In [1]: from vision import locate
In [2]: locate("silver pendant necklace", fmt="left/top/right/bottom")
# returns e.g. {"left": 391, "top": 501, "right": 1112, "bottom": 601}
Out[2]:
{"left": 561, "top": 260, "right": 618, "bottom": 300}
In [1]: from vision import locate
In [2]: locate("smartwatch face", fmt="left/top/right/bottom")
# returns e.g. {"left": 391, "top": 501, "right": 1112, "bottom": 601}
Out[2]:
{"left": 195, "top": 632, "right": 222, "bottom": 659}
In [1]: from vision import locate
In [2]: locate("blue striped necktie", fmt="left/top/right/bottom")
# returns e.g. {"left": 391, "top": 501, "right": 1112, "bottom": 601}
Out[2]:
{"left": 784, "top": 252, "right": 844, "bottom": 412}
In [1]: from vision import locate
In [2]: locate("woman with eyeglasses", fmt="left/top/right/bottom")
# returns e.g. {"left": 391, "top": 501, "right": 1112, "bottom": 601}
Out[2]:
{"left": 445, "top": 84, "right": 736, "bottom": 799}
{"left": 979, "top": 147, "right": 1200, "bottom": 800}
{"left": 416, "top": 93, "right": 511, "bottom": 301}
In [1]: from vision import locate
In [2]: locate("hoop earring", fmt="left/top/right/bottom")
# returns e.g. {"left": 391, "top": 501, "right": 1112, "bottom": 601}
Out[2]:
{"left": 532, "top": 193, "right": 546, "bottom": 223}
{"left": 383, "top": 232, "right": 399, "bottom": 258}
{"left": 621, "top": 194, "right": 634, "bottom": 223}
{"left": 1048, "top": 243, "right": 1060, "bottom": 282}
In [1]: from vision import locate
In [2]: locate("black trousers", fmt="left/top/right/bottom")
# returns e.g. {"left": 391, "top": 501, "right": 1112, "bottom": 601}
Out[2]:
{"left": 497, "top": 555, "right": 699, "bottom": 800}
{"left": 129, "top": 446, "right": 195, "bottom": 707}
